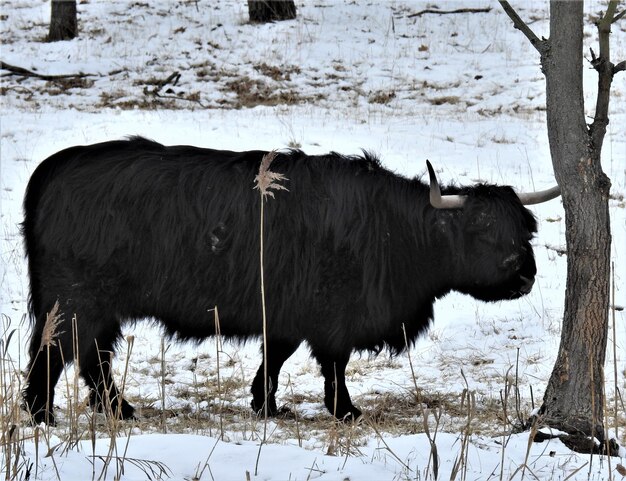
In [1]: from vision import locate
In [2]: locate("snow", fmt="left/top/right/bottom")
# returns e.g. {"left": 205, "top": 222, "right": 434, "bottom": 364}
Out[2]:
{"left": 1, "top": 1, "right": 625, "bottom": 480}
{"left": 16, "top": 431, "right": 622, "bottom": 481}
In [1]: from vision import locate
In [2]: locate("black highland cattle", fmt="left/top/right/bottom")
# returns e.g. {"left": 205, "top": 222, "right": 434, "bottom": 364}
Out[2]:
{"left": 22, "top": 137, "right": 559, "bottom": 424}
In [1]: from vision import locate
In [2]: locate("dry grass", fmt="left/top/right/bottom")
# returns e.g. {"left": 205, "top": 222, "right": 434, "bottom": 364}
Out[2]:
{"left": 37, "top": 302, "right": 62, "bottom": 352}
{"left": 254, "top": 62, "right": 301, "bottom": 81}
{"left": 368, "top": 90, "right": 396, "bottom": 104}
{"left": 3, "top": 311, "right": 625, "bottom": 480}
{"left": 220, "top": 76, "right": 312, "bottom": 109}
{"left": 427, "top": 95, "right": 461, "bottom": 106}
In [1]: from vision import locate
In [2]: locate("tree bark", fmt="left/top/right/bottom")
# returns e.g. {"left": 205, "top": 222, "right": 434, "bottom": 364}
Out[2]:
{"left": 49, "top": 0, "right": 77, "bottom": 42}
{"left": 248, "top": 1, "right": 296, "bottom": 23}
{"left": 539, "top": 1, "right": 612, "bottom": 443}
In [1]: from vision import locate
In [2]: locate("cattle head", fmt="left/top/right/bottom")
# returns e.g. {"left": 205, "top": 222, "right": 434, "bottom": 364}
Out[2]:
{"left": 426, "top": 160, "right": 560, "bottom": 302}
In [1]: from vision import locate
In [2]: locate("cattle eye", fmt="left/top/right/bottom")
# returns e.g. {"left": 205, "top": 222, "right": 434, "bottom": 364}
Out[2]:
{"left": 502, "top": 253, "right": 522, "bottom": 271}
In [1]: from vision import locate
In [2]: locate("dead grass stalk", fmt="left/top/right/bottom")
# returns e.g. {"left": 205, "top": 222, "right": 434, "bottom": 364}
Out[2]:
{"left": 253, "top": 150, "right": 288, "bottom": 475}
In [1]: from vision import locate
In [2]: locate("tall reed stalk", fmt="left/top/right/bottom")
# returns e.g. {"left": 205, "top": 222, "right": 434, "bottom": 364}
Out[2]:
{"left": 161, "top": 338, "right": 169, "bottom": 434}
{"left": 1, "top": 315, "right": 26, "bottom": 481}
{"left": 33, "top": 301, "right": 63, "bottom": 480}
{"left": 213, "top": 307, "right": 224, "bottom": 440}
{"left": 252, "top": 150, "right": 288, "bottom": 476}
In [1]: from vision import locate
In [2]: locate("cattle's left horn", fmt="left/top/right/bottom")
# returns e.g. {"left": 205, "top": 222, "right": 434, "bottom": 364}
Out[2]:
{"left": 516, "top": 185, "right": 561, "bottom": 205}
{"left": 426, "top": 160, "right": 466, "bottom": 209}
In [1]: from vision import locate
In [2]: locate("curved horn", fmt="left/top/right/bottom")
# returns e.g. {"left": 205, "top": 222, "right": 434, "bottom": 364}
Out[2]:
{"left": 426, "top": 160, "right": 466, "bottom": 209}
{"left": 515, "top": 185, "right": 561, "bottom": 206}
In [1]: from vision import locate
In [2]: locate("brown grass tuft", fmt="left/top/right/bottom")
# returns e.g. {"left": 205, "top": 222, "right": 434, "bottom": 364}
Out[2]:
{"left": 253, "top": 151, "right": 289, "bottom": 200}
{"left": 38, "top": 300, "right": 64, "bottom": 352}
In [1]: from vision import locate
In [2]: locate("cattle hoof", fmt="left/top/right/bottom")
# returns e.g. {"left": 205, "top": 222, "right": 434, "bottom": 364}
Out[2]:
{"left": 88, "top": 391, "right": 136, "bottom": 420}
{"left": 251, "top": 400, "right": 283, "bottom": 417}
{"left": 31, "top": 411, "right": 56, "bottom": 426}
{"left": 340, "top": 413, "right": 362, "bottom": 424}
{"left": 22, "top": 399, "right": 56, "bottom": 426}
{"left": 275, "top": 405, "right": 292, "bottom": 417}
{"left": 336, "top": 408, "right": 363, "bottom": 423}
{"left": 118, "top": 400, "right": 137, "bottom": 420}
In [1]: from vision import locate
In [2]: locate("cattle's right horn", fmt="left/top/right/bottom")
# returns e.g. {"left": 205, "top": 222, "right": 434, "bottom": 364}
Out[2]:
{"left": 426, "top": 160, "right": 466, "bottom": 209}
{"left": 516, "top": 185, "right": 561, "bottom": 205}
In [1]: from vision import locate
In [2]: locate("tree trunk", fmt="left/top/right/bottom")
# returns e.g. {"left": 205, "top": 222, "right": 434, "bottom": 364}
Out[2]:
{"left": 498, "top": 0, "right": 620, "bottom": 449}
{"left": 539, "top": 1, "right": 612, "bottom": 442}
{"left": 248, "top": 1, "right": 296, "bottom": 23}
{"left": 49, "top": 0, "right": 77, "bottom": 42}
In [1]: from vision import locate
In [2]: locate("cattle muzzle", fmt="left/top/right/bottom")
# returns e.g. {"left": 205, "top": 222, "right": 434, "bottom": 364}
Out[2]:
{"left": 517, "top": 275, "right": 535, "bottom": 296}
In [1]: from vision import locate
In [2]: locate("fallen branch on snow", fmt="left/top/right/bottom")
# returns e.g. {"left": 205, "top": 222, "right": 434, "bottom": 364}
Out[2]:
{"left": 0, "top": 60, "right": 93, "bottom": 81}
{"left": 142, "top": 71, "right": 207, "bottom": 108}
{"left": 408, "top": 7, "right": 491, "bottom": 18}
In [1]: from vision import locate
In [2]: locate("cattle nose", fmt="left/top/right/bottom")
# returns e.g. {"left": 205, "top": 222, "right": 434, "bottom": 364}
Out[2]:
{"left": 519, "top": 275, "right": 535, "bottom": 295}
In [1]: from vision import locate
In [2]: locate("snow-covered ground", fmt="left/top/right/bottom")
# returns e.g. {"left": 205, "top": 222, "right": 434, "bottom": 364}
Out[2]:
{"left": 1, "top": 1, "right": 625, "bottom": 480}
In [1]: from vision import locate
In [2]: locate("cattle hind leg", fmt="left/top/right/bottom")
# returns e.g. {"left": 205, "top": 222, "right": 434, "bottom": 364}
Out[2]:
{"left": 24, "top": 300, "right": 135, "bottom": 424}
{"left": 81, "top": 328, "right": 136, "bottom": 421}
{"left": 250, "top": 339, "right": 300, "bottom": 416}
{"left": 24, "top": 310, "right": 67, "bottom": 425}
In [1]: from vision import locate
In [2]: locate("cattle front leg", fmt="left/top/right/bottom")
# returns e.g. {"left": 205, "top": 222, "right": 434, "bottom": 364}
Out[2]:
{"left": 251, "top": 339, "right": 300, "bottom": 416}
{"left": 313, "top": 350, "right": 362, "bottom": 421}
{"left": 80, "top": 326, "right": 136, "bottom": 421}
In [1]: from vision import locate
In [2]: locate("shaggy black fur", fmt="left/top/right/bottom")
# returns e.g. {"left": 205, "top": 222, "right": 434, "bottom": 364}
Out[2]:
{"left": 22, "top": 137, "right": 538, "bottom": 424}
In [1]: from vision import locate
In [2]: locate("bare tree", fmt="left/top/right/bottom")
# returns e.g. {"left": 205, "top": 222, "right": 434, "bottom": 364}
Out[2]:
{"left": 499, "top": 1, "right": 624, "bottom": 453}
{"left": 49, "top": 0, "right": 77, "bottom": 42}
{"left": 248, "top": 1, "right": 296, "bottom": 23}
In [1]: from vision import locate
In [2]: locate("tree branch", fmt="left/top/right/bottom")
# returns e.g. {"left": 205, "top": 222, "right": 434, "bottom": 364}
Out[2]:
{"left": 612, "top": 9, "right": 625, "bottom": 22}
{"left": 614, "top": 60, "right": 626, "bottom": 74}
{"left": 589, "top": 1, "right": 619, "bottom": 154}
{"left": 0, "top": 60, "right": 92, "bottom": 81}
{"left": 141, "top": 71, "right": 207, "bottom": 108}
{"left": 143, "top": 71, "right": 181, "bottom": 96}
{"left": 497, "top": 1, "right": 544, "bottom": 53}
{"left": 407, "top": 7, "right": 491, "bottom": 18}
